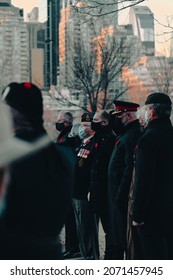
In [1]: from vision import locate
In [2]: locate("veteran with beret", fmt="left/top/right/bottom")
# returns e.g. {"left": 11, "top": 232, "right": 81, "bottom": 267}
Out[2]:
{"left": 73, "top": 112, "right": 98, "bottom": 259}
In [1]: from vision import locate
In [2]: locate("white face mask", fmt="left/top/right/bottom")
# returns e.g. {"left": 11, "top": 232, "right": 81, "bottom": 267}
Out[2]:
{"left": 78, "top": 126, "right": 87, "bottom": 139}
{"left": 144, "top": 110, "right": 148, "bottom": 123}
{"left": 144, "top": 109, "right": 151, "bottom": 125}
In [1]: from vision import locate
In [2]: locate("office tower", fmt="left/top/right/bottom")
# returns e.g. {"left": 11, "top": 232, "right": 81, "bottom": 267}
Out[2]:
{"left": 39, "top": 0, "right": 60, "bottom": 89}
{"left": 170, "top": 32, "right": 173, "bottom": 57}
{"left": 0, "top": 1, "right": 29, "bottom": 93}
{"left": 27, "top": 13, "right": 45, "bottom": 88}
{"left": 27, "top": 7, "right": 39, "bottom": 22}
{"left": 129, "top": 6, "right": 155, "bottom": 56}
{"left": 59, "top": 0, "right": 118, "bottom": 87}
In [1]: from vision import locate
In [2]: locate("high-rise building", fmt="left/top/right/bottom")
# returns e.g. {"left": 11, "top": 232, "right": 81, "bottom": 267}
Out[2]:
{"left": 27, "top": 19, "right": 45, "bottom": 88}
{"left": 59, "top": 1, "right": 141, "bottom": 110}
{"left": 0, "top": 0, "right": 29, "bottom": 93}
{"left": 27, "top": 7, "right": 39, "bottom": 22}
{"left": 38, "top": 0, "right": 60, "bottom": 89}
{"left": 129, "top": 6, "right": 155, "bottom": 56}
{"left": 170, "top": 32, "right": 173, "bottom": 57}
{"left": 59, "top": 0, "right": 119, "bottom": 89}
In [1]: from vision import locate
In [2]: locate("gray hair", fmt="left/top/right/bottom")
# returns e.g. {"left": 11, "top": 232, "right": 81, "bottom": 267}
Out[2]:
{"left": 59, "top": 111, "right": 73, "bottom": 123}
{"left": 148, "top": 103, "right": 172, "bottom": 118}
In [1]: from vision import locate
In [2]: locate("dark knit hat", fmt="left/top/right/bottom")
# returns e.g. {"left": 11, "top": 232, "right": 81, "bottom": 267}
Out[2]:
{"left": 2, "top": 82, "right": 43, "bottom": 123}
{"left": 112, "top": 100, "right": 140, "bottom": 115}
{"left": 81, "top": 113, "right": 93, "bottom": 122}
{"left": 145, "top": 92, "right": 172, "bottom": 106}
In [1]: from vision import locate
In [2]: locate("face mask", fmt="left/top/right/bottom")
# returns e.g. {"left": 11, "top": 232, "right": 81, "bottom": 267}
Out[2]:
{"left": 121, "top": 114, "right": 129, "bottom": 126}
{"left": 111, "top": 117, "right": 124, "bottom": 135}
{"left": 78, "top": 126, "right": 87, "bottom": 139}
{"left": 144, "top": 110, "right": 150, "bottom": 125}
{"left": 91, "top": 122, "right": 102, "bottom": 132}
{"left": 55, "top": 122, "right": 65, "bottom": 131}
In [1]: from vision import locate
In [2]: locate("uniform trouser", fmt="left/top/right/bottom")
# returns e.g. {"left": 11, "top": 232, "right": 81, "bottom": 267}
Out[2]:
{"left": 64, "top": 203, "right": 79, "bottom": 253}
{"left": 138, "top": 229, "right": 173, "bottom": 260}
{"left": 105, "top": 204, "right": 127, "bottom": 260}
{"left": 73, "top": 198, "right": 100, "bottom": 259}
{"left": 127, "top": 225, "right": 146, "bottom": 260}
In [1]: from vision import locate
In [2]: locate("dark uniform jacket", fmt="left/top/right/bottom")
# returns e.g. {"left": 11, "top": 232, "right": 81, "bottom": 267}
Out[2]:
{"left": 0, "top": 128, "right": 75, "bottom": 260}
{"left": 73, "top": 136, "right": 95, "bottom": 200}
{"left": 108, "top": 120, "right": 142, "bottom": 207}
{"left": 57, "top": 125, "right": 81, "bottom": 149}
{"left": 57, "top": 126, "right": 72, "bottom": 144}
{"left": 132, "top": 118, "right": 173, "bottom": 235}
{"left": 107, "top": 120, "right": 142, "bottom": 254}
{"left": 89, "top": 126, "right": 116, "bottom": 215}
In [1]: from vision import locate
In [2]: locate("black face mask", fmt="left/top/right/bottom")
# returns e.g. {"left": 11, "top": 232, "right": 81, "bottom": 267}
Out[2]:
{"left": 91, "top": 121, "right": 102, "bottom": 132}
{"left": 111, "top": 118, "right": 124, "bottom": 135}
{"left": 55, "top": 122, "right": 65, "bottom": 131}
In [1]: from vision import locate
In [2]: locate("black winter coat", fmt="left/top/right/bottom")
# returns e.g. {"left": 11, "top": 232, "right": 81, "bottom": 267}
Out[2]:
{"left": 108, "top": 120, "right": 142, "bottom": 207}
{"left": 73, "top": 136, "right": 95, "bottom": 200}
{"left": 89, "top": 126, "right": 116, "bottom": 214}
{"left": 132, "top": 118, "right": 173, "bottom": 235}
{"left": 0, "top": 129, "right": 75, "bottom": 259}
{"left": 107, "top": 120, "right": 142, "bottom": 251}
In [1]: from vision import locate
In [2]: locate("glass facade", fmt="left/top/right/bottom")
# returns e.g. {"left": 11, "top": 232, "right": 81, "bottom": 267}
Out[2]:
{"left": 38, "top": 0, "right": 48, "bottom": 23}
{"left": 129, "top": 6, "right": 155, "bottom": 56}
{"left": 38, "top": 0, "right": 60, "bottom": 88}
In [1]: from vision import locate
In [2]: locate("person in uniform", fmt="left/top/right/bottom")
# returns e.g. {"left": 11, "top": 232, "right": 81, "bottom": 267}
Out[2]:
{"left": 73, "top": 113, "right": 99, "bottom": 259}
{"left": 107, "top": 100, "right": 142, "bottom": 259}
{"left": 89, "top": 110, "right": 116, "bottom": 259}
{"left": 132, "top": 92, "right": 173, "bottom": 259}
{"left": 55, "top": 111, "right": 80, "bottom": 259}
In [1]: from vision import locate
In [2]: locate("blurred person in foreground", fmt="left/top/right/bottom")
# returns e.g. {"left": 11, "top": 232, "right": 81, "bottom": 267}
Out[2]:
{"left": 0, "top": 100, "right": 45, "bottom": 215}
{"left": 107, "top": 101, "right": 142, "bottom": 259}
{"left": 0, "top": 82, "right": 75, "bottom": 260}
{"left": 132, "top": 92, "right": 173, "bottom": 259}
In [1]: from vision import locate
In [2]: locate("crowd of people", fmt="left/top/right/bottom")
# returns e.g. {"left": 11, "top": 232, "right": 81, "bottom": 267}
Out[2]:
{"left": 0, "top": 81, "right": 173, "bottom": 260}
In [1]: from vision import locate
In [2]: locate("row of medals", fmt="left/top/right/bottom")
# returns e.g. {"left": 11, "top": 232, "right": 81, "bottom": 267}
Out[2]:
{"left": 77, "top": 141, "right": 91, "bottom": 167}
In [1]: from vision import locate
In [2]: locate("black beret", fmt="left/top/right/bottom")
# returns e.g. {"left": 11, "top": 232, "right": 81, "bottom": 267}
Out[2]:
{"left": 145, "top": 92, "right": 172, "bottom": 105}
{"left": 81, "top": 113, "right": 93, "bottom": 122}
{"left": 2, "top": 82, "right": 43, "bottom": 123}
{"left": 112, "top": 100, "right": 140, "bottom": 115}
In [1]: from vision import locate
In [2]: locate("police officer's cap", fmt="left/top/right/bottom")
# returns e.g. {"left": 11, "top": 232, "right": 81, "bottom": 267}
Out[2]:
{"left": 111, "top": 100, "right": 140, "bottom": 115}
{"left": 145, "top": 92, "right": 172, "bottom": 106}
{"left": 81, "top": 113, "right": 93, "bottom": 122}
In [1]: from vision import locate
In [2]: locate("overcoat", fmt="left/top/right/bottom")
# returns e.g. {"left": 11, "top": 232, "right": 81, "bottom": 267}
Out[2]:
{"left": 132, "top": 118, "right": 173, "bottom": 235}
{"left": 107, "top": 120, "right": 142, "bottom": 258}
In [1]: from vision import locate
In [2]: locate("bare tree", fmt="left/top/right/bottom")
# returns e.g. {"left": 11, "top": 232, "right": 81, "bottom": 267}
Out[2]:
{"left": 146, "top": 56, "right": 173, "bottom": 95}
{"left": 74, "top": 0, "right": 145, "bottom": 18}
{"left": 154, "top": 16, "right": 173, "bottom": 38}
{"left": 57, "top": 17, "right": 141, "bottom": 113}
{"left": 0, "top": 44, "right": 21, "bottom": 94}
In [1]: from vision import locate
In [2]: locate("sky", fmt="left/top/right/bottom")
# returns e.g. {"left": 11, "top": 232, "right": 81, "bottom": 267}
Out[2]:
{"left": 11, "top": 0, "right": 173, "bottom": 54}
